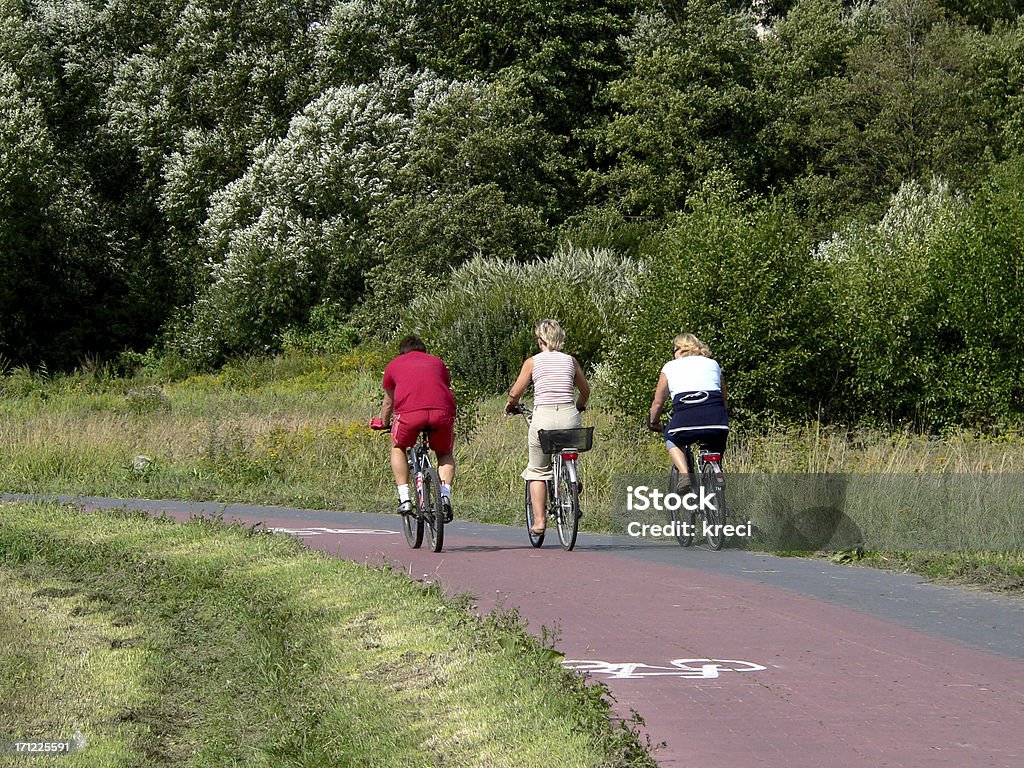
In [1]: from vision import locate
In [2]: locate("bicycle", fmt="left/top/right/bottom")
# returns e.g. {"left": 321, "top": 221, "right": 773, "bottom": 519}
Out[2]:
{"left": 508, "top": 405, "right": 593, "bottom": 551}
{"left": 372, "top": 423, "right": 446, "bottom": 552}
{"left": 667, "top": 441, "right": 727, "bottom": 550}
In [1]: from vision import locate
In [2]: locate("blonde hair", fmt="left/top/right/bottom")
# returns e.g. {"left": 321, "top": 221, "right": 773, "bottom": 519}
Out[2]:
{"left": 673, "top": 333, "right": 710, "bottom": 357}
{"left": 535, "top": 319, "right": 566, "bottom": 351}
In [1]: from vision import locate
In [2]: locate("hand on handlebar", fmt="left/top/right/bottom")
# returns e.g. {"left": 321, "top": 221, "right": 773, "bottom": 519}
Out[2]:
{"left": 647, "top": 418, "right": 664, "bottom": 433}
{"left": 369, "top": 417, "right": 390, "bottom": 431}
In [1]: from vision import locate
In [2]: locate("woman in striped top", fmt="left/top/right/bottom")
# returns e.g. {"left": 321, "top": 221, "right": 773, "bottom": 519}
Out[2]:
{"left": 505, "top": 319, "right": 590, "bottom": 536}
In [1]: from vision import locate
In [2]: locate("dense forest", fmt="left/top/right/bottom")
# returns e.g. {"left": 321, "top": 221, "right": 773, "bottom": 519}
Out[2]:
{"left": 1, "top": 0, "right": 1022, "bottom": 428}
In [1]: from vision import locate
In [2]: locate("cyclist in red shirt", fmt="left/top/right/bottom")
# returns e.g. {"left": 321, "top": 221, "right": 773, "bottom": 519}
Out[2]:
{"left": 370, "top": 335, "right": 457, "bottom": 519}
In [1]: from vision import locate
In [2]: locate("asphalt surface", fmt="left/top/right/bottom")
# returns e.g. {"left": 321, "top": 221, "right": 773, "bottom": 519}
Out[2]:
{"left": 5, "top": 494, "right": 1024, "bottom": 767}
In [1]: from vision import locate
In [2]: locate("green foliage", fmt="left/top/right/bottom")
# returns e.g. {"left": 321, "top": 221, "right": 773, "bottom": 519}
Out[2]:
{"left": 595, "top": 0, "right": 761, "bottom": 217}
{"left": 173, "top": 71, "right": 563, "bottom": 363}
{"left": 754, "top": 0, "right": 857, "bottom": 225}
{"left": 800, "top": 0, "right": 998, "bottom": 220}
{"left": 404, "top": 247, "right": 638, "bottom": 394}
{"left": 2, "top": 0, "right": 1024, "bottom": 438}
{"left": 354, "top": 73, "right": 567, "bottom": 337}
{"left": 606, "top": 174, "right": 837, "bottom": 425}
{"left": 823, "top": 167, "right": 1024, "bottom": 429}
{"left": 280, "top": 302, "right": 358, "bottom": 355}
{"left": 942, "top": 154, "right": 1024, "bottom": 423}
{"left": 825, "top": 179, "right": 970, "bottom": 427}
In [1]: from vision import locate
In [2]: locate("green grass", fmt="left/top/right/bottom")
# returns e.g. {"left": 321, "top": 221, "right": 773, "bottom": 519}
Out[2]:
{"left": 0, "top": 502, "right": 655, "bottom": 767}
{"left": 0, "top": 567, "right": 150, "bottom": 765}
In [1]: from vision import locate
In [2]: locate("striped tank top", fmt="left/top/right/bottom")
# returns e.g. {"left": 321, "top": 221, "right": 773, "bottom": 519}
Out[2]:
{"left": 532, "top": 350, "right": 576, "bottom": 405}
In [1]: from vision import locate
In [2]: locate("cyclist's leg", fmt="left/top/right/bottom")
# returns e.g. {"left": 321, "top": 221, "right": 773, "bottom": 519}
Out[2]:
{"left": 425, "top": 410, "right": 456, "bottom": 521}
{"left": 391, "top": 411, "right": 425, "bottom": 510}
{"left": 665, "top": 427, "right": 693, "bottom": 494}
{"left": 389, "top": 445, "right": 410, "bottom": 486}
{"left": 425, "top": 410, "right": 456, "bottom": 486}
{"left": 528, "top": 480, "right": 547, "bottom": 532}
{"left": 667, "top": 442, "right": 690, "bottom": 475}
{"left": 522, "top": 414, "right": 554, "bottom": 531}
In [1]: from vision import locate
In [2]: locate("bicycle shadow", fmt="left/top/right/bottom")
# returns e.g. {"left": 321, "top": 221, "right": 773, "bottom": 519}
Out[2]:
{"left": 442, "top": 544, "right": 525, "bottom": 553}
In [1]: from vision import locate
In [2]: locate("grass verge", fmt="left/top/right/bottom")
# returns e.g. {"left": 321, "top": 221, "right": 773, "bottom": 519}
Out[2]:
{"left": 0, "top": 501, "right": 655, "bottom": 768}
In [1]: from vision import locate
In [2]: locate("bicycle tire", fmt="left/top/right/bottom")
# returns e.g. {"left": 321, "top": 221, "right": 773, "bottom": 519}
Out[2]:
{"left": 404, "top": 469, "right": 424, "bottom": 549}
{"left": 424, "top": 465, "right": 444, "bottom": 552}
{"left": 525, "top": 482, "right": 544, "bottom": 548}
{"left": 668, "top": 466, "right": 694, "bottom": 547}
{"left": 701, "top": 461, "right": 725, "bottom": 551}
{"left": 555, "top": 461, "right": 580, "bottom": 551}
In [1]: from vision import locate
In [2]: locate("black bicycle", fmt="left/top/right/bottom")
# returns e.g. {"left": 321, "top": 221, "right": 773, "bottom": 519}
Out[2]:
{"left": 402, "top": 428, "right": 446, "bottom": 552}
{"left": 668, "top": 443, "right": 727, "bottom": 550}
{"left": 508, "top": 406, "right": 593, "bottom": 551}
{"left": 372, "top": 421, "right": 446, "bottom": 552}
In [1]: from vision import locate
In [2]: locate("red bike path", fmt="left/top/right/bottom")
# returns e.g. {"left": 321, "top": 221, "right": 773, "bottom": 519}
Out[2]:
{"left": 13, "top": 495, "right": 1024, "bottom": 768}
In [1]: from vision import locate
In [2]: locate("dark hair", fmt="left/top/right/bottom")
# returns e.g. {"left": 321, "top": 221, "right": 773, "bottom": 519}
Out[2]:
{"left": 399, "top": 335, "right": 427, "bottom": 354}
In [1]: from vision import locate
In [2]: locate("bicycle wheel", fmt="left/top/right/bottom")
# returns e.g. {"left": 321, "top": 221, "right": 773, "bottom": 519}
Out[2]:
{"left": 525, "top": 482, "right": 544, "bottom": 548}
{"left": 423, "top": 466, "right": 445, "bottom": 552}
{"left": 403, "top": 472, "right": 424, "bottom": 550}
{"left": 668, "top": 466, "right": 694, "bottom": 547}
{"left": 701, "top": 462, "right": 726, "bottom": 551}
{"left": 555, "top": 461, "right": 580, "bottom": 551}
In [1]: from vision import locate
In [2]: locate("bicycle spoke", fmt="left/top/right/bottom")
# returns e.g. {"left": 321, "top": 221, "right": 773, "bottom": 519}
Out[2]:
{"left": 668, "top": 466, "right": 695, "bottom": 547}
{"left": 403, "top": 463, "right": 424, "bottom": 549}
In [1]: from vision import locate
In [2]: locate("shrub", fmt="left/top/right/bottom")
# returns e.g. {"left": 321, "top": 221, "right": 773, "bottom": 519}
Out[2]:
{"left": 940, "top": 156, "right": 1024, "bottom": 425}
{"left": 605, "top": 174, "right": 838, "bottom": 427}
{"left": 403, "top": 246, "right": 638, "bottom": 394}
{"left": 824, "top": 178, "right": 971, "bottom": 428}
{"left": 280, "top": 302, "right": 358, "bottom": 355}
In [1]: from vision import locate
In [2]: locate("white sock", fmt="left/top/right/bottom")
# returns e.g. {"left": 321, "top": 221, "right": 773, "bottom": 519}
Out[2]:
{"left": 397, "top": 484, "right": 410, "bottom": 503}
{"left": 441, "top": 483, "right": 452, "bottom": 499}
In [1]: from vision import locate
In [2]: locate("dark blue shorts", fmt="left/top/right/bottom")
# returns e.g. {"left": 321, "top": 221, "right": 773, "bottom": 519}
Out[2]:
{"left": 665, "top": 390, "right": 728, "bottom": 452}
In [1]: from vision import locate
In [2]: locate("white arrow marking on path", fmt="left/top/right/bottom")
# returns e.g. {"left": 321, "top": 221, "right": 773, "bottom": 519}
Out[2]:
{"left": 268, "top": 527, "right": 399, "bottom": 537}
{"left": 563, "top": 658, "right": 767, "bottom": 679}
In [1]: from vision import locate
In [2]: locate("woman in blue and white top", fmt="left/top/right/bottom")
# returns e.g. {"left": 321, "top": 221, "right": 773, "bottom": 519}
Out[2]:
{"left": 648, "top": 333, "right": 728, "bottom": 489}
{"left": 505, "top": 319, "right": 590, "bottom": 535}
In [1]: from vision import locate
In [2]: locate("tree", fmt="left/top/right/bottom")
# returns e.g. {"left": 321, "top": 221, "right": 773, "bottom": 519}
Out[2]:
{"left": 175, "top": 70, "right": 564, "bottom": 363}
{"left": 753, "top": 0, "right": 857, "bottom": 228}
{"left": 812, "top": 0, "right": 991, "bottom": 216}
{"left": 594, "top": 0, "right": 762, "bottom": 218}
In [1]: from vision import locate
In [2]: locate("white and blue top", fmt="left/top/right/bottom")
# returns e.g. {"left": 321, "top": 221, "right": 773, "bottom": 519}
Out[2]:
{"left": 660, "top": 355, "right": 728, "bottom": 436}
